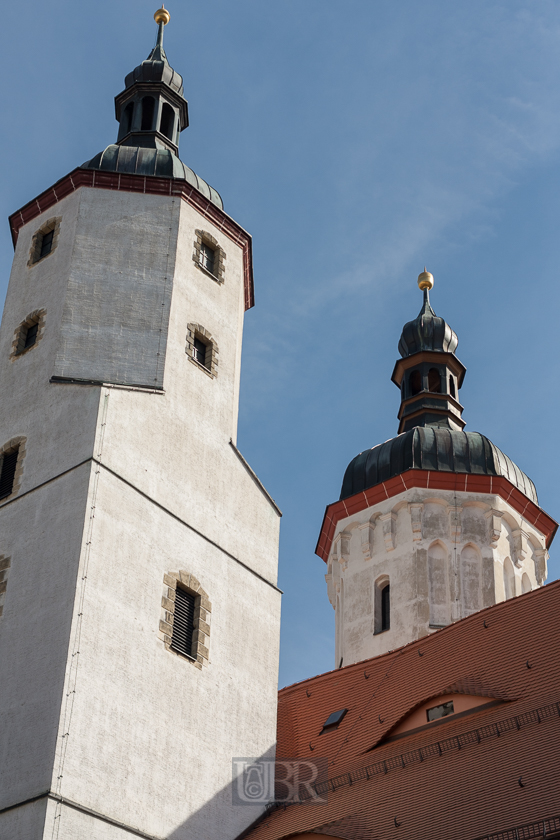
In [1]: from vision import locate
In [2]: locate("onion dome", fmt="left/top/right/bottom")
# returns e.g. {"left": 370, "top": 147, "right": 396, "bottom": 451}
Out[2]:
{"left": 398, "top": 272, "right": 458, "bottom": 358}
{"left": 340, "top": 427, "right": 537, "bottom": 505}
{"left": 340, "top": 270, "right": 538, "bottom": 507}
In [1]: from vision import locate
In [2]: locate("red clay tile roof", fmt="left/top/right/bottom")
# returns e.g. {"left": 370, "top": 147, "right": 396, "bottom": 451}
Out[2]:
{"left": 242, "top": 581, "right": 560, "bottom": 840}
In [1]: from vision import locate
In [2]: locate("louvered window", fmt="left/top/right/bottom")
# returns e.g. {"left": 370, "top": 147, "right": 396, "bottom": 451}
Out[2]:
{"left": 171, "top": 587, "right": 196, "bottom": 658}
{"left": 0, "top": 448, "right": 19, "bottom": 501}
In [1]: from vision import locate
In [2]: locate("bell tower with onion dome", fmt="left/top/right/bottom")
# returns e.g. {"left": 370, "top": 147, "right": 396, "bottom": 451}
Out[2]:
{"left": 317, "top": 270, "right": 556, "bottom": 669}
{"left": 0, "top": 7, "right": 281, "bottom": 840}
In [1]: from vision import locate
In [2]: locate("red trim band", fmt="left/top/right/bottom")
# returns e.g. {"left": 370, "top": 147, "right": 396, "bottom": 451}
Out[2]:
{"left": 8, "top": 168, "right": 255, "bottom": 311}
{"left": 315, "top": 470, "right": 558, "bottom": 561}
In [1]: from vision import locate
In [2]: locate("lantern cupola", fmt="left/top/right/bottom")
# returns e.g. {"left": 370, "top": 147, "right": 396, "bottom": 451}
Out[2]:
{"left": 115, "top": 5, "right": 188, "bottom": 155}
{"left": 391, "top": 270, "right": 466, "bottom": 433}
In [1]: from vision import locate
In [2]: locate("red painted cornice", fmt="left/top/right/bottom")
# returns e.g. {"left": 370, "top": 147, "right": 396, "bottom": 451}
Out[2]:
{"left": 315, "top": 470, "right": 558, "bottom": 561}
{"left": 8, "top": 168, "right": 255, "bottom": 311}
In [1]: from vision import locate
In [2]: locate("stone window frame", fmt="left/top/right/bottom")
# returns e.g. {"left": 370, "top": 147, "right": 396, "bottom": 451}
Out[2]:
{"left": 10, "top": 309, "right": 47, "bottom": 360}
{"left": 0, "top": 437, "right": 27, "bottom": 503}
{"left": 0, "top": 555, "right": 11, "bottom": 618}
{"left": 192, "top": 229, "right": 226, "bottom": 284}
{"left": 28, "top": 217, "right": 62, "bottom": 267}
{"left": 186, "top": 323, "right": 218, "bottom": 378}
{"left": 159, "top": 571, "right": 211, "bottom": 670}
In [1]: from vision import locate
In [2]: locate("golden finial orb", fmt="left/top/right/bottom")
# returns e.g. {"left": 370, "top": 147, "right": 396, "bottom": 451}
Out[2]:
{"left": 154, "top": 4, "right": 170, "bottom": 25}
{"left": 417, "top": 267, "right": 434, "bottom": 291}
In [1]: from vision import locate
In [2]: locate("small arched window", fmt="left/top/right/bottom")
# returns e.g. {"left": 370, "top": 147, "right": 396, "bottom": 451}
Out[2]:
{"left": 141, "top": 96, "right": 155, "bottom": 131}
{"left": 428, "top": 368, "right": 441, "bottom": 393}
{"left": 449, "top": 376, "right": 456, "bottom": 399}
{"left": 374, "top": 576, "right": 390, "bottom": 634}
{"left": 123, "top": 101, "right": 134, "bottom": 135}
{"left": 381, "top": 583, "right": 390, "bottom": 631}
{"left": 160, "top": 103, "right": 175, "bottom": 140}
{"left": 410, "top": 370, "right": 422, "bottom": 396}
{"left": 521, "top": 573, "right": 532, "bottom": 594}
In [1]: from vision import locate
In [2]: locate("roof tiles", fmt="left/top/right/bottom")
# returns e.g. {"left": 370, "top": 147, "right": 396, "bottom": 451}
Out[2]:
{"left": 242, "top": 581, "right": 560, "bottom": 840}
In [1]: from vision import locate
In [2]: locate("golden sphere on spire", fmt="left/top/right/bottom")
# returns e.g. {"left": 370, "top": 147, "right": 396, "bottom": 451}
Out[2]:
{"left": 417, "top": 267, "right": 434, "bottom": 291}
{"left": 154, "top": 4, "right": 170, "bottom": 25}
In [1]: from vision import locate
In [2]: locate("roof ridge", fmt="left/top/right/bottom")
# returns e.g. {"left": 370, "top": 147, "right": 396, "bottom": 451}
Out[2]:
{"left": 278, "top": 580, "right": 560, "bottom": 696}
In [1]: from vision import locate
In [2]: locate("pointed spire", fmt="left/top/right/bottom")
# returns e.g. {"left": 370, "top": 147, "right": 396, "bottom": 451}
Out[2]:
{"left": 150, "top": 5, "right": 171, "bottom": 63}
{"left": 417, "top": 267, "right": 435, "bottom": 316}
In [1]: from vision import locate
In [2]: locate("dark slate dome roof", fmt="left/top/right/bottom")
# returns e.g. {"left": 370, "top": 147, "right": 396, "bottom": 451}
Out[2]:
{"left": 124, "top": 44, "right": 184, "bottom": 95}
{"left": 82, "top": 145, "right": 223, "bottom": 209}
{"left": 340, "top": 427, "right": 537, "bottom": 505}
{"left": 398, "top": 291, "right": 458, "bottom": 358}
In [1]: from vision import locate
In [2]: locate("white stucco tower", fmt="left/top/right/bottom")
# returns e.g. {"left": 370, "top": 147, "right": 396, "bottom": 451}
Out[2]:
{"left": 317, "top": 270, "right": 556, "bottom": 668}
{"left": 0, "top": 9, "right": 281, "bottom": 840}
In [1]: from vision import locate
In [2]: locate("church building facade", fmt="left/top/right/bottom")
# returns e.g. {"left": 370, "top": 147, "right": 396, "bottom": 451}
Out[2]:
{"left": 2, "top": 7, "right": 560, "bottom": 840}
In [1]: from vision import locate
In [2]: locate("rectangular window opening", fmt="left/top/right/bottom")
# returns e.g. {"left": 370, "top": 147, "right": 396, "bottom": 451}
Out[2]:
{"left": 170, "top": 587, "right": 196, "bottom": 658}
{"left": 194, "top": 337, "right": 208, "bottom": 367}
{"left": 200, "top": 243, "right": 215, "bottom": 275}
{"left": 39, "top": 229, "right": 54, "bottom": 260}
{"left": 426, "top": 700, "right": 454, "bottom": 722}
{"left": 0, "top": 448, "right": 19, "bottom": 501}
{"left": 24, "top": 322, "right": 39, "bottom": 350}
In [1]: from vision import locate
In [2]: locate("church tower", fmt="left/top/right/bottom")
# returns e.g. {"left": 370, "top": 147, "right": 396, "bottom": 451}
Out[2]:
{"left": 317, "top": 270, "right": 556, "bottom": 668}
{"left": 0, "top": 8, "right": 281, "bottom": 839}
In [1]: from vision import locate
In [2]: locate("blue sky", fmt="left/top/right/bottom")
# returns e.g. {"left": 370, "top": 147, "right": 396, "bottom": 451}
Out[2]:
{"left": 3, "top": 1, "right": 560, "bottom": 688}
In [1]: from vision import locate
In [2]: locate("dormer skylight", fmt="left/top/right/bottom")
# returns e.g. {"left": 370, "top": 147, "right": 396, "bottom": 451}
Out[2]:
{"left": 321, "top": 708, "right": 347, "bottom": 732}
